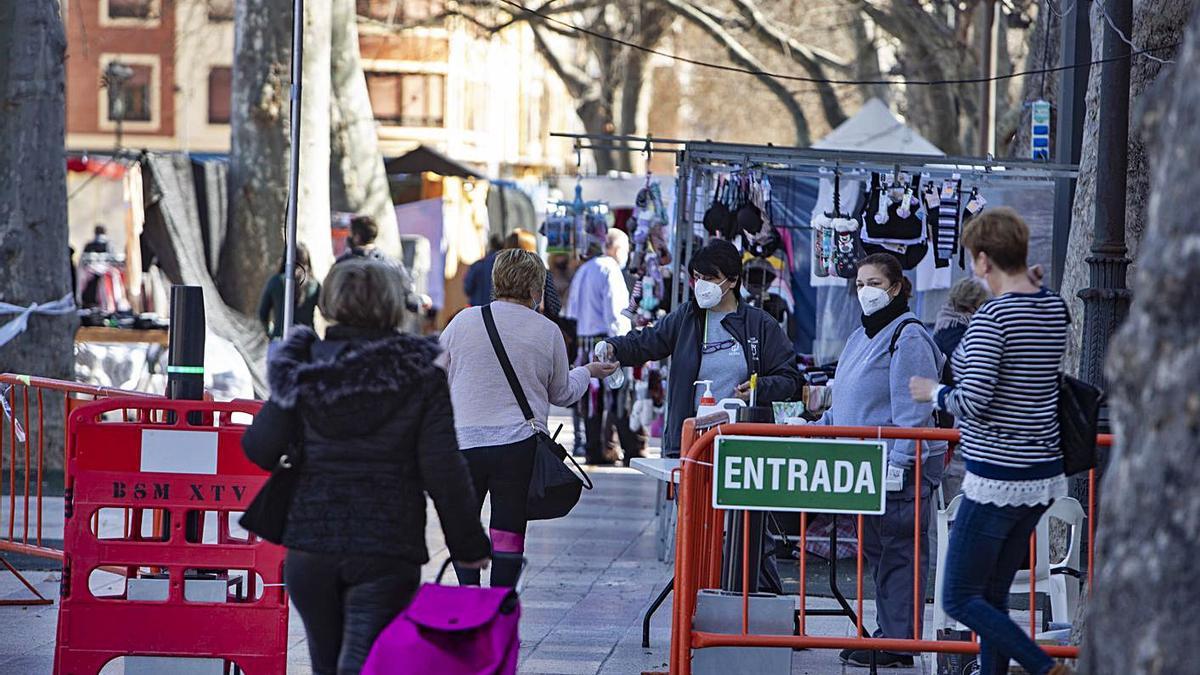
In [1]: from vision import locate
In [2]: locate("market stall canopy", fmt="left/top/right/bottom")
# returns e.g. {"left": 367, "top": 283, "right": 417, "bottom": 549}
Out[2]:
{"left": 384, "top": 145, "right": 484, "bottom": 178}
{"left": 812, "top": 98, "right": 943, "bottom": 156}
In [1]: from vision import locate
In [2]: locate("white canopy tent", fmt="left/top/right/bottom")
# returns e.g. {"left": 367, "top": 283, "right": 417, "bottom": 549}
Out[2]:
{"left": 813, "top": 98, "right": 944, "bottom": 155}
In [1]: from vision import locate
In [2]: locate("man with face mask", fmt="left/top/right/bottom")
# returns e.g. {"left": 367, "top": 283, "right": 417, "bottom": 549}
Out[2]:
{"left": 564, "top": 229, "right": 635, "bottom": 464}
{"left": 597, "top": 239, "right": 801, "bottom": 459}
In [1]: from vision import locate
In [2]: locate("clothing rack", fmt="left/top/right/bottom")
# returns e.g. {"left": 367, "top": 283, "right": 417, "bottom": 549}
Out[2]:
{"left": 550, "top": 132, "right": 1079, "bottom": 308}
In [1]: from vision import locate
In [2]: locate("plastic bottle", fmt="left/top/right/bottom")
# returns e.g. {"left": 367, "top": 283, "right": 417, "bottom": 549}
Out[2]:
{"left": 594, "top": 341, "right": 625, "bottom": 389}
{"left": 694, "top": 380, "right": 745, "bottom": 423}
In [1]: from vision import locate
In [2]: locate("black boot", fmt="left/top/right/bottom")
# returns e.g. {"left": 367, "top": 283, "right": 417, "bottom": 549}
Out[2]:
{"left": 453, "top": 564, "right": 481, "bottom": 587}
{"left": 490, "top": 552, "right": 524, "bottom": 588}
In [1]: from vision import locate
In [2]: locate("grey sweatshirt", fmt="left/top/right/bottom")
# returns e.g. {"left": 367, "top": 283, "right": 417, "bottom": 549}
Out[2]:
{"left": 818, "top": 311, "right": 946, "bottom": 466}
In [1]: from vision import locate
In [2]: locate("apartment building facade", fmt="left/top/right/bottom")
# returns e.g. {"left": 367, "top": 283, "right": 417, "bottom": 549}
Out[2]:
{"left": 64, "top": 0, "right": 579, "bottom": 176}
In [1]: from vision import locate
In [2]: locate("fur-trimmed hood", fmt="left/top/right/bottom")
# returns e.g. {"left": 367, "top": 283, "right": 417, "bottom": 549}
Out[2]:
{"left": 268, "top": 326, "right": 442, "bottom": 437}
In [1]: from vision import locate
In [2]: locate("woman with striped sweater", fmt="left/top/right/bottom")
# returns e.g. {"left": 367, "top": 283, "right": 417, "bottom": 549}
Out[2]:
{"left": 910, "top": 208, "right": 1072, "bottom": 675}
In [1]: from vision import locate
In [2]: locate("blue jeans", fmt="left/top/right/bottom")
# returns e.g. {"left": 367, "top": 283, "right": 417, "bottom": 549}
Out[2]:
{"left": 942, "top": 497, "right": 1054, "bottom": 675}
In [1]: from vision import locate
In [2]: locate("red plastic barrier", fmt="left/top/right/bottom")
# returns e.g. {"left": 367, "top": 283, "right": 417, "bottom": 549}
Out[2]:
{"left": 53, "top": 397, "right": 287, "bottom": 675}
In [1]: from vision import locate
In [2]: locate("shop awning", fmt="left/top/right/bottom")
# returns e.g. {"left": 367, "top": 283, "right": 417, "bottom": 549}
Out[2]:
{"left": 384, "top": 145, "right": 484, "bottom": 178}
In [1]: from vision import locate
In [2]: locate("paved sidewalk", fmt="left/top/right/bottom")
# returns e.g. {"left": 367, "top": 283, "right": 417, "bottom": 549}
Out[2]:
{"left": 0, "top": 408, "right": 967, "bottom": 673}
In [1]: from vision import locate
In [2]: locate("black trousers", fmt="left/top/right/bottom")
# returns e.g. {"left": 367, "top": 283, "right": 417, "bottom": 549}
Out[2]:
{"left": 458, "top": 436, "right": 536, "bottom": 587}
{"left": 285, "top": 549, "right": 420, "bottom": 675}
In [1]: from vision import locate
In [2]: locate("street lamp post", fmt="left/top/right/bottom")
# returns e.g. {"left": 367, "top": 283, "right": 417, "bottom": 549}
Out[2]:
{"left": 281, "top": 0, "right": 305, "bottom": 336}
{"left": 1078, "top": 0, "right": 1133, "bottom": 392}
{"left": 103, "top": 61, "right": 134, "bottom": 151}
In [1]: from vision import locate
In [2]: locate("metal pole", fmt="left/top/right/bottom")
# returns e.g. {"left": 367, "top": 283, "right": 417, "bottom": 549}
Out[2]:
{"left": 1051, "top": 0, "right": 1092, "bottom": 291}
{"left": 1078, "top": 0, "right": 1133, "bottom": 390}
{"left": 167, "top": 286, "right": 206, "bottom": 403}
{"left": 281, "top": 0, "right": 305, "bottom": 336}
{"left": 979, "top": 0, "right": 1000, "bottom": 156}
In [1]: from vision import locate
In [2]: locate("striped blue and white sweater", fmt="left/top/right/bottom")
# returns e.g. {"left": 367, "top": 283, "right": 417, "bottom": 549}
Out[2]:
{"left": 934, "top": 288, "right": 1069, "bottom": 505}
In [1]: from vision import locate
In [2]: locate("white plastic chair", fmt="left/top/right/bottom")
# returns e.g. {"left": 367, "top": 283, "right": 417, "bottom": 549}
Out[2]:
{"left": 1009, "top": 497, "right": 1087, "bottom": 626}
{"left": 932, "top": 495, "right": 1086, "bottom": 631}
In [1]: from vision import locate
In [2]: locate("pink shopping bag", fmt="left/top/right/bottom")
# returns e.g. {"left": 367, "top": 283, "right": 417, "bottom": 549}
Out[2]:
{"left": 362, "top": 563, "right": 520, "bottom": 675}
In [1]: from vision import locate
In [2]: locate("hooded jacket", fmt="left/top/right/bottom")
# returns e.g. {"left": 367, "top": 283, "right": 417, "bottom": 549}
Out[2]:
{"left": 241, "top": 325, "right": 490, "bottom": 564}
{"left": 606, "top": 300, "right": 801, "bottom": 457}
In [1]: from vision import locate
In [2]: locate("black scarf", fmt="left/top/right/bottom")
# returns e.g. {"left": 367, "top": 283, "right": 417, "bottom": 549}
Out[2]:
{"left": 861, "top": 294, "right": 910, "bottom": 338}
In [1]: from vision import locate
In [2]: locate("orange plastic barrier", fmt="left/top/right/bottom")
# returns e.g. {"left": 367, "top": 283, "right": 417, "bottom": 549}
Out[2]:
{"left": 669, "top": 420, "right": 1110, "bottom": 675}
{"left": 0, "top": 374, "right": 159, "bottom": 606}
{"left": 54, "top": 397, "right": 286, "bottom": 674}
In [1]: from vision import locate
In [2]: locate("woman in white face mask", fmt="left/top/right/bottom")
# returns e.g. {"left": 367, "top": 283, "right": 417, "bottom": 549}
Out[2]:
{"left": 594, "top": 239, "right": 802, "bottom": 459}
{"left": 815, "top": 252, "right": 947, "bottom": 669}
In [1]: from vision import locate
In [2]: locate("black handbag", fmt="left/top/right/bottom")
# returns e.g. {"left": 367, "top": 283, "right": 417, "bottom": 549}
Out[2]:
{"left": 239, "top": 442, "right": 303, "bottom": 545}
{"left": 481, "top": 305, "right": 593, "bottom": 521}
{"left": 1059, "top": 373, "right": 1102, "bottom": 476}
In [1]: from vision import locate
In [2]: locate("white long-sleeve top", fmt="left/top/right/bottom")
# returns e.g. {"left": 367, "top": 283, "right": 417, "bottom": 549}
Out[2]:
{"left": 440, "top": 301, "right": 590, "bottom": 449}
{"left": 564, "top": 255, "right": 631, "bottom": 338}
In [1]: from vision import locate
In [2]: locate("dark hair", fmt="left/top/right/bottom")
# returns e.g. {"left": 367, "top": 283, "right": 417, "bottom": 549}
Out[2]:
{"left": 94, "top": 224, "right": 107, "bottom": 236}
{"left": 488, "top": 234, "right": 505, "bottom": 252}
{"left": 858, "top": 252, "right": 912, "bottom": 299}
{"left": 349, "top": 215, "right": 379, "bottom": 245}
{"left": 960, "top": 207, "right": 1029, "bottom": 273}
{"left": 278, "top": 243, "right": 312, "bottom": 276}
{"left": 688, "top": 239, "right": 743, "bottom": 293}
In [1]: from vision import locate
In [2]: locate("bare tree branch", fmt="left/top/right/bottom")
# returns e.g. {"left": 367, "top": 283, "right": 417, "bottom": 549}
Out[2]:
{"left": 707, "top": 0, "right": 849, "bottom": 128}
{"left": 656, "top": 0, "right": 810, "bottom": 144}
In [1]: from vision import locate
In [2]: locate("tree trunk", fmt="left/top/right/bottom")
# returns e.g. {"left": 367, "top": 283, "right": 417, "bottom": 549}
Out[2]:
{"left": 1080, "top": 7, "right": 1200, "bottom": 672}
{"left": 0, "top": 0, "right": 75, "bottom": 469}
{"left": 297, "top": 0, "right": 334, "bottom": 282}
{"left": 1059, "top": 0, "right": 1193, "bottom": 377}
{"left": 330, "top": 0, "right": 400, "bottom": 258}
{"left": 224, "top": 0, "right": 291, "bottom": 314}
{"left": 225, "top": 0, "right": 334, "bottom": 315}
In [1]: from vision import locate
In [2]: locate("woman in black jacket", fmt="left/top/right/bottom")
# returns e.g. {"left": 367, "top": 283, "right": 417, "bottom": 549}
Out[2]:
{"left": 242, "top": 259, "right": 490, "bottom": 675}
{"left": 598, "top": 239, "right": 801, "bottom": 457}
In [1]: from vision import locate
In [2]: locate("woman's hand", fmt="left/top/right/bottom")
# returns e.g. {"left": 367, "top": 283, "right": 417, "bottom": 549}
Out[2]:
{"left": 457, "top": 558, "right": 491, "bottom": 570}
{"left": 586, "top": 361, "right": 619, "bottom": 379}
{"left": 733, "top": 381, "right": 752, "bottom": 401}
{"left": 909, "top": 376, "right": 938, "bottom": 403}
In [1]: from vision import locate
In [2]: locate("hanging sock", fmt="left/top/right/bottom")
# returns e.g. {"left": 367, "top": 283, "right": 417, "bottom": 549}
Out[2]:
{"left": 937, "top": 178, "right": 962, "bottom": 264}
{"left": 925, "top": 184, "right": 950, "bottom": 269}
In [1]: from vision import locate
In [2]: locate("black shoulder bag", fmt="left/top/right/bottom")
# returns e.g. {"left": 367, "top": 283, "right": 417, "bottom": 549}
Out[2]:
{"left": 1059, "top": 373, "right": 1102, "bottom": 476}
{"left": 481, "top": 305, "right": 593, "bottom": 521}
{"left": 239, "top": 437, "right": 303, "bottom": 545}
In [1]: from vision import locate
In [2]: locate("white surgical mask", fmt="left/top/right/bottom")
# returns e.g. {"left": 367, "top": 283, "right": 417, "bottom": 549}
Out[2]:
{"left": 694, "top": 279, "right": 726, "bottom": 309}
{"left": 857, "top": 286, "right": 892, "bottom": 316}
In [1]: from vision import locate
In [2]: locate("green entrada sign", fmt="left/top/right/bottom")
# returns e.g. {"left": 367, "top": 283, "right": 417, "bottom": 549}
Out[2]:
{"left": 712, "top": 436, "right": 886, "bottom": 514}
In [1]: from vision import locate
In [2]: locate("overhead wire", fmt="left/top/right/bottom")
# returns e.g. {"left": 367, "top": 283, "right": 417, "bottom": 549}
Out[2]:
{"left": 1093, "top": 0, "right": 1175, "bottom": 65}
{"left": 495, "top": 0, "right": 1178, "bottom": 86}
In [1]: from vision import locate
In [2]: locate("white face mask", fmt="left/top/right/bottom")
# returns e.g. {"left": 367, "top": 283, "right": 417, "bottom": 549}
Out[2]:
{"left": 857, "top": 285, "right": 892, "bottom": 316}
{"left": 694, "top": 279, "right": 726, "bottom": 309}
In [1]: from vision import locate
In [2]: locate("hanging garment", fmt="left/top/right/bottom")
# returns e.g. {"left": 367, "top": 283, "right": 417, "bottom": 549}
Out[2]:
{"left": 935, "top": 178, "right": 962, "bottom": 264}
{"left": 830, "top": 217, "right": 864, "bottom": 279}
{"left": 863, "top": 173, "right": 925, "bottom": 242}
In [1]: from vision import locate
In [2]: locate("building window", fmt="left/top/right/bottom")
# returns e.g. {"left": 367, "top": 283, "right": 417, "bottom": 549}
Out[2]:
{"left": 208, "top": 67, "right": 233, "bottom": 124}
{"left": 107, "top": 63, "right": 154, "bottom": 123}
{"left": 356, "top": 0, "right": 444, "bottom": 23}
{"left": 207, "top": 0, "right": 235, "bottom": 22}
{"left": 365, "top": 72, "right": 444, "bottom": 127}
{"left": 108, "top": 0, "right": 155, "bottom": 20}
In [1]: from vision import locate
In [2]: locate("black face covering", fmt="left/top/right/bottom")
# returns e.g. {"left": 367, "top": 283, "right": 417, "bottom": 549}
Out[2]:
{"left": 861, "top": 293, "right": 909, "bottom": 338}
